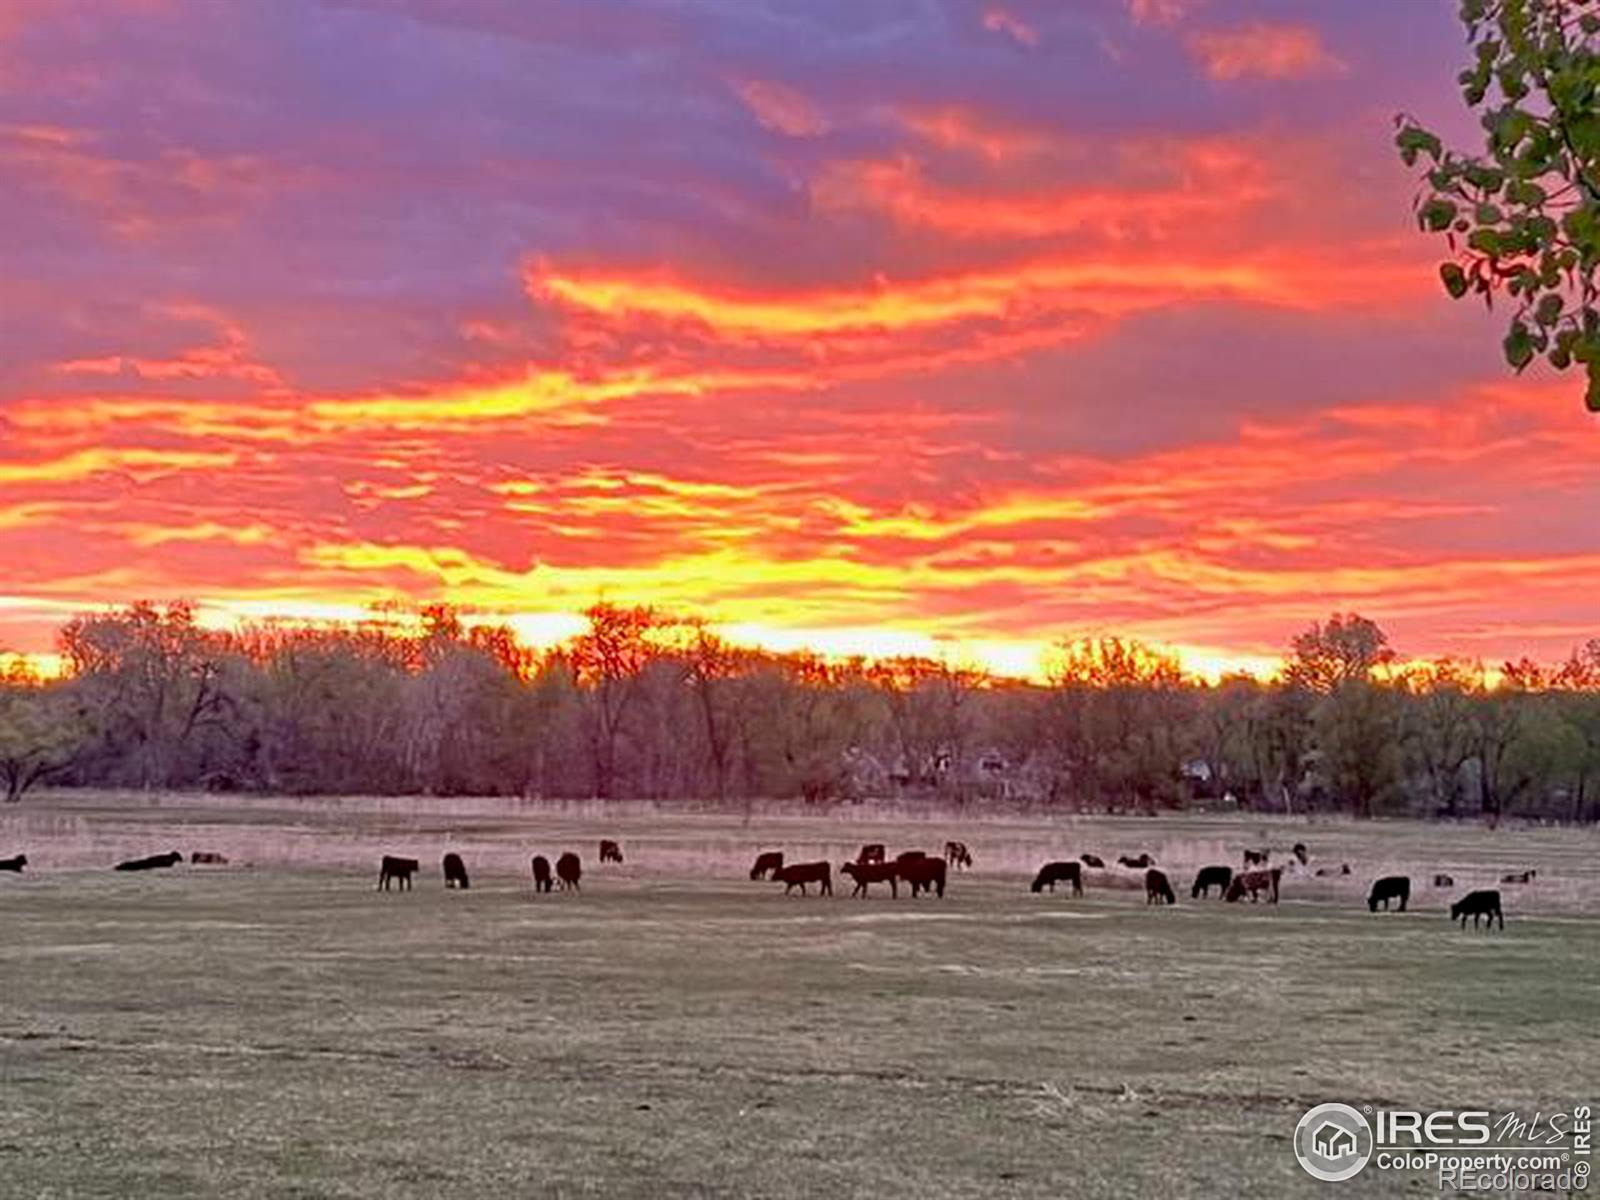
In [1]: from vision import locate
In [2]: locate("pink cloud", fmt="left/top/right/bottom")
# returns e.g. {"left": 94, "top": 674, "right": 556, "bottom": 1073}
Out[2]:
{"left": 1186, "top": 22, "right": 1344, "bottom": 81}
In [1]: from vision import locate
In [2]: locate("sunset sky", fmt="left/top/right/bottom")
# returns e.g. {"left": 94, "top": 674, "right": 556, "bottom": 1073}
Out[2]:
{"left": 1, "top": 0, "right": 1596, "bottom": 680}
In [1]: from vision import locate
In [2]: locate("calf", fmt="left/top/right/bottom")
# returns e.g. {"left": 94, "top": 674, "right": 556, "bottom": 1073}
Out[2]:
{"left": 1433, "top": 873, "right": 1454, "bottom": 888}
{"left": 1242, "top": 848, "right": 1270, "bottom": 867}
{"left": 599, "top": 839, "right": 624, "bottom": 864}
{"left": 377, "top": 855, "right": 419, "bottom": 891}
{"left": 531, "top": 854, "right": 553, "bottom": 893}
{"left": 1314, "top": 863, "right": 1352, "bottom": 877}
{"left": 1224, "top": 867, "right": 1281, "bottom": 904}
{"left": 1500, "top": 869, "right": 1536, "bottom": 884}
{"left": 776, "top": 860, "right": 832, "bottom": 896}
{"left": 1191, "top": 865, "right": 1232, "bottom": 899}
{"left": 443, "top": 852, "right": 470, "bottom": 890}
{"left": 1367, "top": 875, "right": 1409, "bottom": 913}
{"left": 1030, "top": 861, "right": 1083, "bottom": 896}
{"left": 1117, "top": 853, "right": 1154, "bottom": 870}
{"left": 1145, "top": 868, "right": 1177, "bottom": 906}
{"left": 115, "top": 851, "right": 183, "bottom": 873}
{"left": 856, "top": 843, "right": 886, "bottom": 865}
{"left": 556, "top": 851, "right": 582, "bottom": 891}
{"left": 840, "top": 859, "right": 897, "bottom": 898}
{"left": 0, "top": 853, "right": 26, "bottom": 872}
{"left": 1451, "top": 889, "right": 1504, "bottom": 931}
{"left": 749, "top": 851, "right": 784, "bottom": 881}
{"left": 898, "top": 854, "right": 947, "bottom": 898}
{"left": 1079, "top": 853, "right": 1105, "bottom": 869}
{"left": 944, "top": 841, "right": 973, "bottom": 870}
{"left": 189, "top": 851, "right": 228, "bottom": 865}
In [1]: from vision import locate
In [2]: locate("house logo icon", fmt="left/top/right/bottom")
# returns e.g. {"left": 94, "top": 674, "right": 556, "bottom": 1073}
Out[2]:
{"left": 1293, "top": 1103, "right": 1373, "bottom": 1182}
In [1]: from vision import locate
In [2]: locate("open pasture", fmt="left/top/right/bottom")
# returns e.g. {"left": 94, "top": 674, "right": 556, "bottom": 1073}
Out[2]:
{"left": 2, "top": 793, "right": 1597, "bottom": 1197}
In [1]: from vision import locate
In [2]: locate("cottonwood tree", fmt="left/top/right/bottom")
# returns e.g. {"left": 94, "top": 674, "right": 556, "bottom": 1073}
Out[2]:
{"left": 568, "top": 602, "right": 657, "bottom": 798}
{"left": 1397, "top": 0, "right": 1600, "bottom": 408}
{"left": 0, "top": 677, "right": 94, "bottom": 802}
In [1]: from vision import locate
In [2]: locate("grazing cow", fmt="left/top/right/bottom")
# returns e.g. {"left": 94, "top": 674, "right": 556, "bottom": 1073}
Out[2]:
{"left": 1433, "top": 873, "right": 1454, "bottom": 888}
{"left": 1314, "top": 863, "right": 1352, "bottom": 877}
{"left": 530, "top": 854, "right": 553, "bottom": 893}
{"left": 1451, "top": 889, "right": 1505, "bottom": 931}
{"left": 1191, "top": 865, "right": 1232, "bottom": 899}
{"left": 1242, "top": 848, "right": 1270, "bottom": 867}
{"left": 1080, "top": 853, "right": 1105, "bottom": 869}
{"left": 115, "top": 851, "right": 183, "bottom": 873}
{"left": 189, "top": 852, "right": 228, "bottom": 865}
{"left": 556, "top": 852, "right": 582, "bottom": 891}
{"left": 1117, "top": 853, "right": 1154, "bottom": 870}
{"left": 1500, "top": 869, "right": 1536, "bottom": 884}
{"left": 856, "top": 843, "right": 886, "bottom": 865}
{"left": 1291, "top": 842, "right": 1309, "bottom": 867}
{"left": 443, "top": 852, "right": 470, "bottom": 890}
{"left": 0, "top": 853, "right": 27, "bottom": 872}
{"left": 776, "top": 861, "right": 832, "bottom": 896}
{"left": 1146, "top": 868, "right": 1177, "bottom": 906}
{"left": 599, "top": 840, "right": 624, "bottom": 864}
{"left": 898, "top": 854, "right": 947, "bottom": 898}
{"left": 749, "top": 851, "right": 784, "bottom": 881}
{"left": 377, "top": 855, "right": 419, "bottom": 891}
{"left": 1367, "top": 875, "right": 1410, "bottom": 913}
{"left": 840, "top": 859, "right": 898, "bottom": 898}
{"left": 1224, "top": 867, "right": 1282, "bottom": 904}
{"left": 1030, "top": 861, "right": 1083, "bottom": 896}
{"left": 944, "top": 841, "right": 973, "bottom": 870}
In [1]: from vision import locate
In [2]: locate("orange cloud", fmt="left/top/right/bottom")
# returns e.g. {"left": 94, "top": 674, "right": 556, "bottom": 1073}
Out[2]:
{"left": 1127, "top": 0, "right": 1194, "bottom": 27}
{"left": 731, "top": 78, "right": 830, "bottom": 138}
{"left": 982, "top": 8, "right": 1038, "bottom": 48}
{"left": 1186, "top": 22, "right": 1344, "bottom": 81}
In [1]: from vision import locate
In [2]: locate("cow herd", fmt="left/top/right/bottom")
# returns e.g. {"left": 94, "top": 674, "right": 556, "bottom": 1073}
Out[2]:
{"left": 0, "top": 834, "right": 1538, "bottom": 931}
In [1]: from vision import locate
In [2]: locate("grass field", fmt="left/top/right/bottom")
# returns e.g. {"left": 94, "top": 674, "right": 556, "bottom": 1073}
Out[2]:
{"left": 2, "top": 793, "right": 1597, "bottom": 1198}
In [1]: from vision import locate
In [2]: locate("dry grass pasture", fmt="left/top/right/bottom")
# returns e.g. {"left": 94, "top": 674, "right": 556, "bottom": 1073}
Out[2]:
{"left": 2, "top": 792, "right": 1597, "bottom": 1198}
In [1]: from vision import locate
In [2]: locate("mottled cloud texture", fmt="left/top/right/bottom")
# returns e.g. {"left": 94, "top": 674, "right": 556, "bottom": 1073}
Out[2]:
{"left": 0, "top": 0, "right": 1595, "bottom": 675}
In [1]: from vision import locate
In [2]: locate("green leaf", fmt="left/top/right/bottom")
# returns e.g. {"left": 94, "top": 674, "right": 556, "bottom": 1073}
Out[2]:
{"left": 1475, "top": 202, "right": 1503, "bottom": 224}
{"left": 1588, "top": 361, "right": 1600, "bottom": 411}
{"left": 1535, "top": 293, "right": 1563, "bottom": 325}
{"left": 1504, "top": 321, "right": 1535, "bottom": 370}
{"left": 1421, "top": 198, "right": 1458, "bottom": 231}
{"left": 1440, "top": 262, "right": 1470, "bottom": 298}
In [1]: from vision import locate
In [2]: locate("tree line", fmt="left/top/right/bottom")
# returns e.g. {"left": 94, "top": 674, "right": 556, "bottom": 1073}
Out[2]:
{"left": 2, "top": 602, "right": 1597, "bottom": 821}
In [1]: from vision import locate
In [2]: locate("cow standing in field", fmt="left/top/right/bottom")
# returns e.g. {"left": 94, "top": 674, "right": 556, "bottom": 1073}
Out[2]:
{"left": 1451, "top": 889, "right": 1505, "bottom": 931}
{"left": 556, "top": 852, "right": 582, "bottom": 891}
{"left": 1080, "top": 853, "right": 1105, "bottom": 869}
{"left": 776, "top": 861, "right": 832, "bottom": 896}
{"left": 443, "top": 852, "right": 470, "bottom": 890}
{"left": 531, "top": 855, "right": 553, "bottom": 893}
{"left": 1367, "top": 875, "right": 1409, "bottom": 912}
{"left": 599, "top": 840, "right": 624, "bottom": 864}
{"left": 1145, "top": 868, "right": 1177, "bottom": 906}
{"left": 1191, "top": 865, "right": 1232, "bottom": 899}
{"left": 1243, "top": 848, "right": 1270, "bottom": 867}
{"left": 1292, "top": 843, "right": 1309, "bottom": 867}
{"left": 1118, "top": 853, "right": 1154, "bottom": 870}
{"left": 115, "top": 851, "right": 183, "bottom": 873}
{"left": 1433, "top": 873, "right": 1454, "bottom": 888}
{"left": 0, "top": 854, "right": 26, "bottom": 872}
{"left": 1225, "top": 867, "right": 1281, "bottom": 904}
{"left": 377, "top": 855, "right": 419, "bottom": 891}
{"left": 841, "top": 859, "right": 897, "bottom": 898}
{"left": 944, "top": 841, "right": 973, "bottom": 870}
{"left": 856, "top": 843, "right": 885, "bottom": 865}
{"left": 898, "top": 854, "right": 947, "bottom": 898}
{"left": 1030, "top": 861, "right": 1083, "bottom": 896}
{"left": 749, "top": 851, "right": 784, "bottom": 881}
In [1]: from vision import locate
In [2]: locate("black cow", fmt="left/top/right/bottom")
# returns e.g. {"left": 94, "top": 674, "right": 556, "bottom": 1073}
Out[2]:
{"left": 1117, "top": 853, "right": 1154, "bottom": 870}
{"left": 1079, "top": 853, "right": 1105, "bottom": 869}
{"left": 531, "top": 854, "right": 553, "bottom": 893}
{"left": 749, "top": 851, "right": 784, "bottom": 881}
{"left": 556, "top": 852, "right": 582, "bottom": 891}
{"left": 1500, "top": 869, "right": 1536, "bottom": 884}
{"left": 1451, "top": 889, "right": 1504, "bottom": 931}
{"left": 776, "top": 861, "right": 832, "bottom": 896}
{"left": 599, "top": 840, "right": 624, "bottom": 864}
{"left": 377, "top": 855, "right": 419, "bottom": 891}
{"left": 1367, "top": 875, "right": 1409, "bottom": 912}
{"left": 1243, "top": 848, "right": 1270, "bottom": 867}
{"left": 1225, "top": 867, "right": 1281, "bottom": 904}
{"left": 841, "top": 859, "right": 898, "bottom": 898}
{"left": 856, "top": 843, "right": 886, "bottom": 865}
{"left": 1145, "top": 868, "right": 1177, "bottom": 906}
{"left": 1433, "top": 873, "right": 1454, "bottom": 888}
{"left": 1291, "top": 842, "right": 1309, "bottom": 866}
{"left": 443, "top": 852, "right": 470, "bottom": 890}
{"left": 0, "top": 854, "right": 26, "bottom": 872}
{"left": 1191, "top": 864, "right": 1232, "bottom": 899}
{"left": 1030, "top": 861, "right": 1083, "bottom": 896}
{"left": 898, "top": 855, "right": 947, "bottom": 898}
{"left": 189, "top": 852, "right": 228, "bottom": 865}
{"left": 944, "top": 841, "right": 973, "bottom": 870}
{"left": 115, "top": 851, "right": 183, "bottom": 873}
